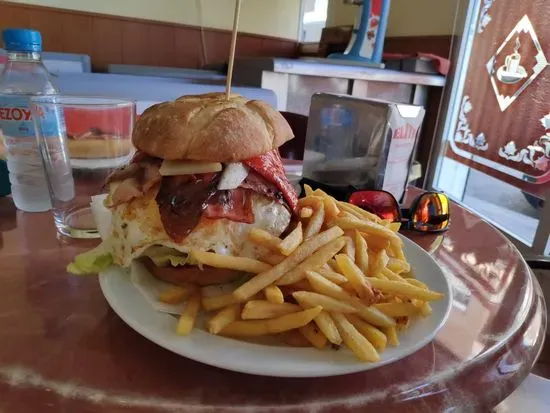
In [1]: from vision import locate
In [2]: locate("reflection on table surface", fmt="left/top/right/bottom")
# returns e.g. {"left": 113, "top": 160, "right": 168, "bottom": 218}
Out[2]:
{"left": 0, "top": 187, "right": 545, "bottom": 412}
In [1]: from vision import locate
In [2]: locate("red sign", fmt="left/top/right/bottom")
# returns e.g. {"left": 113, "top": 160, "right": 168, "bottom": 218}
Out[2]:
{"left": 0, "top": 107, "right": 32, "bottom": 121}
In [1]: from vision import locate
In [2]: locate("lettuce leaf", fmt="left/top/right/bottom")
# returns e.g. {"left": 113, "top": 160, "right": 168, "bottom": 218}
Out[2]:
{"left": 142, "top": 246, "right": 198, "bottom": 267}
{"left": 67, "top": 243, "right": 113, "bottom": 275}
{"left": 149, "top": 254, "right": 189, "bottom": 267}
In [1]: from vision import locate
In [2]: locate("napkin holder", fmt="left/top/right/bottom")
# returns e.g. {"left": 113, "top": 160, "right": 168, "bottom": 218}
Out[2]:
{"left": 302, "top": 93, "right": 425, "bottom": 203}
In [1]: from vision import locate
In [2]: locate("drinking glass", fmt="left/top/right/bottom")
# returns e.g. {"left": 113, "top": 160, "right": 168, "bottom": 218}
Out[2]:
{"left": 30, "top": 96, "right": 135, "bottom": 238}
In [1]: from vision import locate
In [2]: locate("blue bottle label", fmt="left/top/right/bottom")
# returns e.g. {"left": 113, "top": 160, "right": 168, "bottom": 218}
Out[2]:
{"left": 0, "top": 96, "right": 37, "bottom": 138}
{"left": 0, "top": 95, "right": 64, "bottom": 139}
{"left": 0, "top": 95, "right": 65, "bottom": 190}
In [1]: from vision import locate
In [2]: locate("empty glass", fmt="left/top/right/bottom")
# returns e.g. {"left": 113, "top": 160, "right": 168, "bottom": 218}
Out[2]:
{"left": 30, "top": 96, "right": 135, "bottom": 238}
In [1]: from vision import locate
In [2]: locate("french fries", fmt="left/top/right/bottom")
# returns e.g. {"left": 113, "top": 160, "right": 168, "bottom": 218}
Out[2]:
{"left": 337, "top": 201, "right": 381, "bottom": 223}
{"left": 354, "top": 231, "right": 369, "bottom": 274}
{"left": 303, "top": 184, "right": 314, "bottom": 196}
{"left": 332, "top": 312, "right": 380, "bottom": 362}
{"left": 248, "top": 228, "right": 282, "bottom": 251}
{"left": 276, "top": 237, "right": 346, "bottom": 285}
{"left": 313, "top": 310, "right": 342, "bottom": 345}
{"left": 264, "top": 285, "right": 284, "bottom": 304}
{"left": 208, "top": 304, "right": 240, "bottom": 334}
{"left": 222, "top": 306, "right": 323, "bottom": 336}
{"left": 220, "top": 320, "right": 270, "bottom": 337}
{"left": 176, "top": 293, "right": 201, "bottom": 335}
{"left": 381, "top": 267, "right": 405, "bottom": 282}
{"left": 278, "top": 222, "right": 303, "bottom": 256}
{"left": 420, "top": 302, "right": 433, "bottom": 317}
{"left": 159, "top": 284, "right": 196, "bottom": 304}
{"left": 317, "top": 268, "right": 348, "bottom": 285}
{"left": 335, "top": 254, "right": 374, "bottom": 301}
{"left": 387, "top": 257, "right": 410, "bottom": 273}
{"left": 233, "top": 226, "right": 344, "bottom": 300}
{"left": 382, "top": 326, "right": 400, "bottom": 346}
{"left": 368, "top": 249, "right": 389, "bottom": 278}
{"left": 242, "top": 300, "right": 301, "bottom": 320}
{"left": 322, "top": 196, "right": 340, "bottom": 221}
{"left": 299, "top": 323, "right": 328, "bottom": 349}
{"left": 335, "top": 216, "right": 400, "bottom": 244}
{"left": 261, "top": 252, "right": 286, "bottom": 265}
{"left": 373, "top": 302, "right": 421, "bottom": 317}
{"left": 346, "top": 314, "right": 387, "bottom": 351}
{"left": 191, "top": 249, "right": 270, "bottom": 273}
{"left": 367, "top": 278, "right": 444, "bottom": 301}
{"left": 298, "top": 195, "right": 323, "bottom": 208}
{"left": 342, "top": 236, "right": 355, "bottom": 260}
{"left": 304, "top": 202, "right": 325, "bottom": 239}
{"left": 406, "top": 278, "right": 429, "bottom": 290}
{"left": 362, "top": 233, "right": 390, "bottom": 252}
{"left": 305, "top": 270, "right": 395, "bottom": 327}
{"left": 159, "top": 186, "right": 444, "bottom": 363}
{"left": 293, "top": 291, "right": 358, "bottom": 313}
{"left": 388, "top": 222, "right": 401, "bottom": 232}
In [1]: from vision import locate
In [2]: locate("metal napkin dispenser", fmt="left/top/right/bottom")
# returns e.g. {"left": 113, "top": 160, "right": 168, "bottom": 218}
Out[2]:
{"left": 302, "top": 93, "right": 425, "bottom": 202}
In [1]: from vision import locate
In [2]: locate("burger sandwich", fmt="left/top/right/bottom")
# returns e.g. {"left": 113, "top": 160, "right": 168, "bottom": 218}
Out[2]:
{"left": 68, "top": 92, "right": 298, "bottom": 286}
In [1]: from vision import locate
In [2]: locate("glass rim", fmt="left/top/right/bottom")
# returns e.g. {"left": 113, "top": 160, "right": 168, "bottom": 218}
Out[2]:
{"left": 29, "top": 95, "right": 135, "bottom": 109}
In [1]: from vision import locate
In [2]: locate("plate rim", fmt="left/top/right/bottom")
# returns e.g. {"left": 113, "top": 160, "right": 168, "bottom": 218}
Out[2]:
{"left": 99, "top": 235, "right": 452, "bottom": 377}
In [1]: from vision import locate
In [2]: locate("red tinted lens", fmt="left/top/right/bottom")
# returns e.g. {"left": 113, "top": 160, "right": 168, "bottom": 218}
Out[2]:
{"left": 348, "top": 191, "right": 400, "bottom": 221}
{"left": 411, "top": 193, "right": 450, "bottom": 231}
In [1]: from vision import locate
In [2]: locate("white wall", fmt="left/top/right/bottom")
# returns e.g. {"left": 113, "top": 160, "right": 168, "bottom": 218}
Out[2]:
{"left": 8, "top": 0, "right": 302, "bottom": 40}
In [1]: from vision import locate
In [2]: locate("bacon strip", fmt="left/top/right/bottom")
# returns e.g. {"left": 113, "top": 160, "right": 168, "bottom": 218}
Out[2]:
{"left": 110, "top": 178, "right": 143, "bottom": 206}
{"left": 204, "top": 189, "right": 254, "bottom": 223}
{"left": 156, "top": 174, "right": 220, "bottom": 242}
{"left": 243, "top": 150, "right": 297, "bottom": 211}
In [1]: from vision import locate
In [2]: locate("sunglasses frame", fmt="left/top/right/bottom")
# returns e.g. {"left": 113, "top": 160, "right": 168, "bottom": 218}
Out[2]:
{"left": 402, "top": 191, "right": 450, "bottom": 233}
{"left": 348, "top": 189, "right": 450, "bottom": 233}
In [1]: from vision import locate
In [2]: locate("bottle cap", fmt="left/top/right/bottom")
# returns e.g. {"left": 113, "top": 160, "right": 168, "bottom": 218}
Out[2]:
{"left": 2, "top": 29, "right": 42, "bottom": 53}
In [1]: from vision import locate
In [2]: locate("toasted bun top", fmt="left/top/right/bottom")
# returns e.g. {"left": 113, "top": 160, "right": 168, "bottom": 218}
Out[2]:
{"left": 132, "top": 92, "right": 294, "bottom": 162}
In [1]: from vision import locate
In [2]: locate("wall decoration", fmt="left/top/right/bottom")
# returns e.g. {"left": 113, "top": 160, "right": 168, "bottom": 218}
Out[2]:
{"left": 478, "top": 0, "right": 495, "bottom": 34}
{"left": 446, "top": 1, "right": 550, "bottom": 192}
{"left": 486, "top": 15, "right": 548, "bottom": 112}
{"left": 498, "top": 113, "right": 550, "bottom": 172}
{"left": 454, "top": 96, "right": 488, "bottom": 151}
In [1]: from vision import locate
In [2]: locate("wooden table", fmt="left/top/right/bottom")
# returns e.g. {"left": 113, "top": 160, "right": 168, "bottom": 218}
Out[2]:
{"left": 0, "top": 188, "right": 545, "bottom": 412}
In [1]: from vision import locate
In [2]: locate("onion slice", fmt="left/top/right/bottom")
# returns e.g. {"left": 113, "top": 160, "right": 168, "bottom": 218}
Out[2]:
{"left": 218, "top": 162, "right": 249, "bottom": 190}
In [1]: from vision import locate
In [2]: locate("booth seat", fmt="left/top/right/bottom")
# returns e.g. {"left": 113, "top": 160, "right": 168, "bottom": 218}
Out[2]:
{"left": 53, "top": 72, "right": 277, "bottom": 113}
{"left": 107, "top": 64, "right": 225, "bottom": 82}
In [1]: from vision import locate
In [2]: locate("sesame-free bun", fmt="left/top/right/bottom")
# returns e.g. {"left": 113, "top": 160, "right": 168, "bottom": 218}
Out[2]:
{"left": 132, "top": 92, "right": 294, "bottom": 162}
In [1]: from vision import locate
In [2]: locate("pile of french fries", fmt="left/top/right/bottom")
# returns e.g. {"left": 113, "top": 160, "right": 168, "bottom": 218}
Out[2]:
{"left": 158, "top": 185, "right": 444, "bottom": 362}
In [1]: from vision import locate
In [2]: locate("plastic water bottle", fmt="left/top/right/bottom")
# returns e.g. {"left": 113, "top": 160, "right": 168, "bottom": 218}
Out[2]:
{"left": 0, "top": 29, "right": 58, "bottom": 212}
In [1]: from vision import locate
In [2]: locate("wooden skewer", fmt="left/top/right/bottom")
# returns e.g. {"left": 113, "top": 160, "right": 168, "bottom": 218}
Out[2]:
{"left": 225, "top": 0, "right": 242, "bottom": 100}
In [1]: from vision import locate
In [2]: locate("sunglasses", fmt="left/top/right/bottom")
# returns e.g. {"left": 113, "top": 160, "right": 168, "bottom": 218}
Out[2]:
{"left": 348, "top": 190, "right": 450, "bottom": 232}
{"left": 299, "top": 178, "right": 450, "bottom": 232}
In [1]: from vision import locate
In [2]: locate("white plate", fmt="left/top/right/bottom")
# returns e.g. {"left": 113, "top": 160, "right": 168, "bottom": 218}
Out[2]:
{"left": 99, "top": 235, "right": 452, "bottom": 377}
